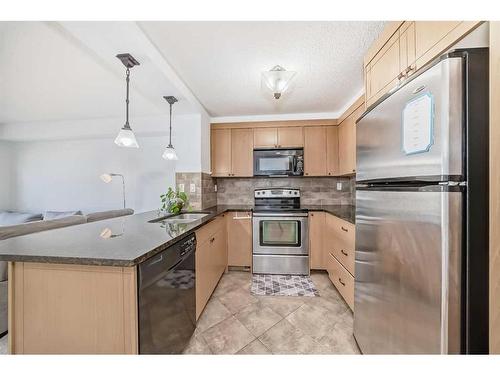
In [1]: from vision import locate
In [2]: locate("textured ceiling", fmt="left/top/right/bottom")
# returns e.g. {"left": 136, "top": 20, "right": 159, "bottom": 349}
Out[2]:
{"left": 140, "top": 21, "right": 386, "bottom": 118}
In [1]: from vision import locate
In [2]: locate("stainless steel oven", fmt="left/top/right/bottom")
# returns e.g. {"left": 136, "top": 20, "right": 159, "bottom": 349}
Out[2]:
{"left": 253, "top": 148, "right": 304, "bottom": 177}
{"left": 252, "top": 189, "right": 309, "bottom": 275}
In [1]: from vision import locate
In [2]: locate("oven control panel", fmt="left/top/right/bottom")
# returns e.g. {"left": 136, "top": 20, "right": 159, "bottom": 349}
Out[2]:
{"left": 254, "top": 188, "right": 300, "bottom": 198}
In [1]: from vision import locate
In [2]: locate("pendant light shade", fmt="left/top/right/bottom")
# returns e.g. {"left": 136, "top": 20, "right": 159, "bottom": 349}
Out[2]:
{"left": 162, "top": 96, "right": 179, "bottom": 160}
{"left": 162, "top": 145, "right": 178, "bottom": 160}
{"left": 114, "top": 124, "right": 139, "bottom": 148}
{"left": 262, "top": 65, "right": 296, "bottom": 99}
{"left": 115, "top": 53, "right": 140, "bottom": 148}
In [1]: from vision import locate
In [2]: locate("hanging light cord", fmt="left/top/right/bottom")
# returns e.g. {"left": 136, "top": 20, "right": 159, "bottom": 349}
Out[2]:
{"left": 124, "top": 67, "right": 130, "bottom": 129}
{"left": 168, "top": 102, "right": 173, "bottom": 147}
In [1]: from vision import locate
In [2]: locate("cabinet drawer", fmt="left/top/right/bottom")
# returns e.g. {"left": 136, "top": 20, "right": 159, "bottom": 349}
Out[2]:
{"left": 331, "top": 242, "right": 354, "bottom": 276}
{"left": 195, "top": 214, "right": 226, "bottom": 246}
{"left": 327, "top": 253, "right": 354, "bottom": 310}
{"left": 326, "top": 214, "right": 355, "bottom": 249}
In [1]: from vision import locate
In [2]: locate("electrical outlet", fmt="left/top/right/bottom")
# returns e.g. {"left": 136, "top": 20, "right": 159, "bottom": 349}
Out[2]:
{"left": 214, "top": 184, "right": 218, "bottom": 192}
{"left": 178, "top": 183, "right": 185, "bottom": 193}
{"left": 190, "top": 183, "right": 196, "bottom": 193}
{"left": 336, "top": 182, "right": 342, "bottom": 191}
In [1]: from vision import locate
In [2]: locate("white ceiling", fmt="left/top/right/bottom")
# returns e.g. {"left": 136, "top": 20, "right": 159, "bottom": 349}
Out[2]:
{"left": 139, "top": 21, "right": 386, "bottom": 118}
{"left": 0, "top": 22, "right": 197, "bottom": 125}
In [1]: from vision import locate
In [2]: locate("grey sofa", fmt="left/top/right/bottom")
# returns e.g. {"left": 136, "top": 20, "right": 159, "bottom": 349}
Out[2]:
{"left": 0, "top": 208, "right": 134, "bottom": 336}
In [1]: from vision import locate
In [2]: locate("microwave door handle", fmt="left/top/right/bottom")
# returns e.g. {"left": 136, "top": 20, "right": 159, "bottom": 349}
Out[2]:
{"left": 291, "top": 156, "right": 296, "bottom": 173}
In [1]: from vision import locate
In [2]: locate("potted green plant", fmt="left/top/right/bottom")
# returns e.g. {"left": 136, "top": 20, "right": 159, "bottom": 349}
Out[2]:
{"left": 160, "top": 187, "right": 191, "bottom": 215}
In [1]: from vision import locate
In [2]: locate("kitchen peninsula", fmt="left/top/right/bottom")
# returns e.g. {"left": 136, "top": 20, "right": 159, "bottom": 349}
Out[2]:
{"left": 0, "top": 204, "right": 354, "bottom": 354}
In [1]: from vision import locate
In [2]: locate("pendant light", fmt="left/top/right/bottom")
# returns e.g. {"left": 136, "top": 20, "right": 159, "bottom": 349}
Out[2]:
{"left": 114, "top": 53, "right": 140, "bottom": 148}
{"left": 262, "top": 65, "right": 296, "bottom": 99}
{"left": 162, "top": 96, "right": 179, "bottom": 160}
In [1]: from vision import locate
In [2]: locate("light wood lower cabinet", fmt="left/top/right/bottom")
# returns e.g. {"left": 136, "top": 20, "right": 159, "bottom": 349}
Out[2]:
{"left": 326, "top": 253, "right": 354, "bottom": 311}
{"left": 195, "top": 214, "right": 228, "bottom": 319}
{"left": 317, "top": 212, "right": 356, "bottom": 311}
{"left": 8, "top": 262, "right": 138, "bottom": 354}
{"left": 309, "top": 211, "right": 326, "bottom": 270}
{"left": 227, "top": 211, "right": 252, "bottom": 268}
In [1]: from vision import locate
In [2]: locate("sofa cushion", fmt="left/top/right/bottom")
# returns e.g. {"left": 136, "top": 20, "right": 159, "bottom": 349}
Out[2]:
{"left": 0, "top": 215, "right": 87, "bottom": 241}
{"left": 0, "top": 211, "right": 43, "bottom": 226}
{"left": 43, "top": 210, "right": 83, "bottom": 221}
{"left": 86, "top": 208, "right": 134, "bottom": 223}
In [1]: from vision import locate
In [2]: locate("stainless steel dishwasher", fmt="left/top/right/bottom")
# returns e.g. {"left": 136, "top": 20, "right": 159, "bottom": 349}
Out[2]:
{"left": 138, "top": 233, "right": 196, "bottom": 354}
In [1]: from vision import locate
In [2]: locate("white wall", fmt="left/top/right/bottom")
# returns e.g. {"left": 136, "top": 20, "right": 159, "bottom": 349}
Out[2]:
{"left": 0, "top": 141, "right": 15, "bottom": 210}
{"left": 2, "top": 113, "right": 206, "bottom": 214}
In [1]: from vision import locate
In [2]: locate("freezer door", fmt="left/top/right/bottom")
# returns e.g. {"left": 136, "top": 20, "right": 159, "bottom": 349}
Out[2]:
{"left": 354, "top": 186, "right": 463, "bottom": 354}
{"left": 356, "top": 56, "right": 463, "bottom": 183}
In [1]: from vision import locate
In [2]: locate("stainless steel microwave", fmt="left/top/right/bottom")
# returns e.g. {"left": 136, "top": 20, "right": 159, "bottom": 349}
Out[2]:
{"left": 253, "top": 148, "right": 304, "bottom": 177}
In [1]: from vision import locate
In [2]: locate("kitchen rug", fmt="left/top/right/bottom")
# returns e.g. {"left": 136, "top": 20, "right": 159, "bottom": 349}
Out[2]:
{"left": 251, "top": 274, "right": 319, "bottom": 297}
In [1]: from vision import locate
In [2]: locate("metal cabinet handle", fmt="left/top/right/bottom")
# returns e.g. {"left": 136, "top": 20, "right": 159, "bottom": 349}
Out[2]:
{"left": 397, "top": 71, "right": 405, "bottom": 80}
{"left": 338, "top": 278, "right": 346, "bottom": 286}
{"left": 341, "top": 226, "right": 348, "bottom": 232}
{"left": 341, "top": 249, "right": 348, "bottom": 256}
{"left": 233, "top": 216, "right": 251, "bottom": 220}
{"left": 210, "top": 237, "right": 215, "bottom": 243}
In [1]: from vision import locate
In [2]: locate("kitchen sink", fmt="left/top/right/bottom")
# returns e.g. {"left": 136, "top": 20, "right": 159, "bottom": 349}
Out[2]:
{"left": 149, "top": 212, "right": 210, "bottom": 224}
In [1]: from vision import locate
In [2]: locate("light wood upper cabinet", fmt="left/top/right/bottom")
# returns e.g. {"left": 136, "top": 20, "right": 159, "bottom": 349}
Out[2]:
{"left": 211, "top": 129, "right": 232, "bottom": 177}
{"left": 365, "top": 21, "right": 481, "bottom": 108}
{"left": 254, "top": 127, "right": 277, "bottom": 148}
{"left": 231, "top": 128, "right": 254, "bottom": 177}
{"left": 304, "top": 126, "right": 327, "bottom": 176}
{"left": 366, "top": 32, "right": 400, "bottom": 107}
{"left": 277, "top": 127, "right": 303, "bottom": 148}
{"left": 227, "top": 211, "right": 252, "bottom": 268}
{"left": 399, "top": 22, "right": 416, "bottom": 77}
{"left": 338, "top": 116, "right": 356, "bottom": 175}
{"left": 415, "top": 21, "right": 461, "bottom": 62}
{"left": 326, "top": 126, "right": 339, "bottom": 176}
{"left": 309, "top": 212, "right": 326, "bottom": 270}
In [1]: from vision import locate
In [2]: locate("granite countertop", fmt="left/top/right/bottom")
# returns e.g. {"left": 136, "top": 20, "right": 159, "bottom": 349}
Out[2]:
{"left": 301, "top": 205, "right": 355, "bottom": 224}
{"left": 0, "top": 204, "right": 354, "bottom": 267}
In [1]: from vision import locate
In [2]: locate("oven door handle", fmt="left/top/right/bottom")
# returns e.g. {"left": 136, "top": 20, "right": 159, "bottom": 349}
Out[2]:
{"left": 253, "top": 212, "right": 308, "bottom": 217}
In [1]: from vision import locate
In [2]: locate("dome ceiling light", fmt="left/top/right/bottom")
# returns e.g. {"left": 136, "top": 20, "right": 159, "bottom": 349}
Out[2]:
{"left": 261, "top": 65, "right": 297, "bottom": 99}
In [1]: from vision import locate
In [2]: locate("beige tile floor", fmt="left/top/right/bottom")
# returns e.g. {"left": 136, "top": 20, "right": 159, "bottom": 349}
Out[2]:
{"left": 184, "top": 270, "right": 361, "bottom": 355}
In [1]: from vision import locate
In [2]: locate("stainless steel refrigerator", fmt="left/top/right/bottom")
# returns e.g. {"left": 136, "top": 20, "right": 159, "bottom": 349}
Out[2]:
{"left": 354, "top": 48, "right": 489, "bottom": 354}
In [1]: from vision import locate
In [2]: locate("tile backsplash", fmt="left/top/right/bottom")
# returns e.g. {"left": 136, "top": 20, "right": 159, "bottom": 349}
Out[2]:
{"left": 175, "top": 172, "right": 217, "bottom": 210}
{"left": 215, "top": 176, "right": 355, "bottom": 206}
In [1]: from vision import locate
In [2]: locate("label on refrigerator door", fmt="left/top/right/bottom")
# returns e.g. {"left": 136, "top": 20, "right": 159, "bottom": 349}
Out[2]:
{"left": 402, "top": 92, "right": 434, "bottom": 155}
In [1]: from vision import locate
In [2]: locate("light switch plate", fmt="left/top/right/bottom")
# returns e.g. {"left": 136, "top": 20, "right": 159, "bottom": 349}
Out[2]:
{"left": 336, "top": 182, "right": 342, "bottom": 191}
{"left": 178, "top": 183, "right": 185, "bottom": 192}
{"left": 190, "top": 183, "right": 196, "bottom": 193}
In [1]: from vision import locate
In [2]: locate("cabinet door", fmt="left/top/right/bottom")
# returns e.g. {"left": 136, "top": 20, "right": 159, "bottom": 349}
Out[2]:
{"left": 415, "top": 21, "right": 461, "bottom": 63}
{"left": 211, "top": 129, "right": 232, "bottom": 177}
{"left": 231, "top": 128, "right": 254, "bottom": 177}
{"left": 399, "top": 22, "right": 416, "bottom": 77}
{"left": 195, "top": 239, "right": 211, "bottom": 319}
{"left": 227, "top": 211, "right": 252, "bottom": 267}
{"left": 326, "top": 126, "right": 339, "bottom": 176}
{"left": 304, "top": 126, "right": 327, "bottom": 176}
{"left": 254, "top": 127, "right": 277, "bottom": 148}
{"left": 338, "top": 117, "right": 355, "bottom": 175}
{"left": 277, "top": 127, "right": 303, "bottom": 148}
{"left": 309, "top": 211, "right": 325, "bottom": 270}
{"left": 367, "top": 32, "right": 400, "bottom": 105}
